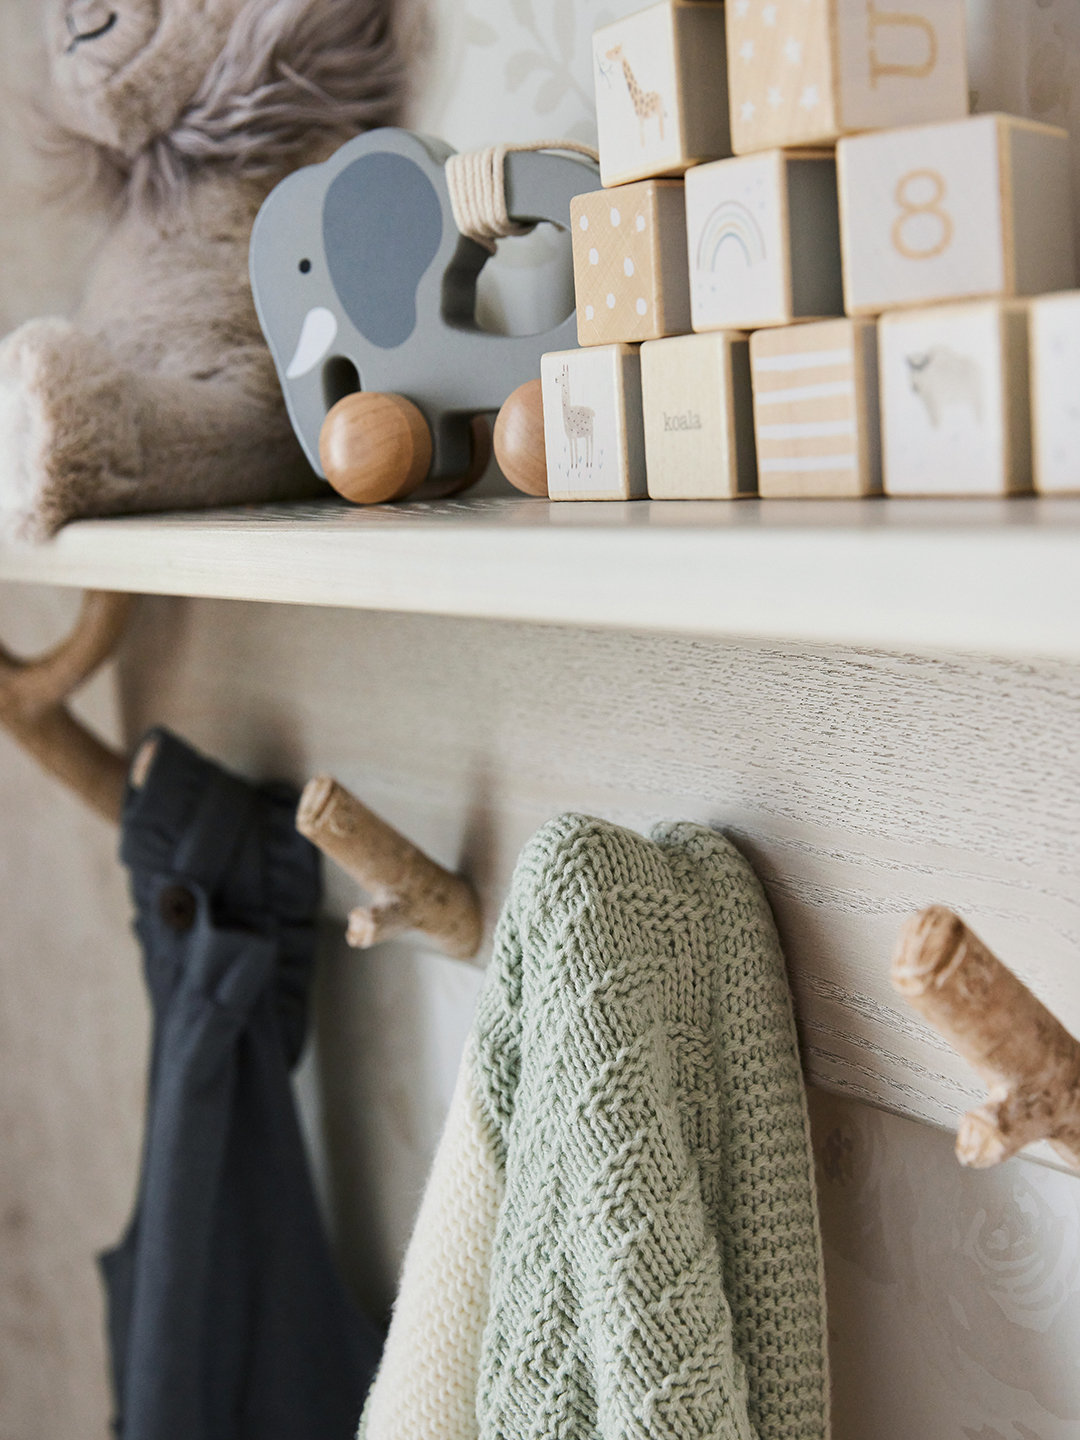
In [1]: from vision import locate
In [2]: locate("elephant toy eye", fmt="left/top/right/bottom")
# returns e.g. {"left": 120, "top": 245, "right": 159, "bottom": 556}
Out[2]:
{"left": 299, "top": 260, "right": 312, "bottom": 274}
{"left": 65, "top": 3, "right": 119, "bottom": 53}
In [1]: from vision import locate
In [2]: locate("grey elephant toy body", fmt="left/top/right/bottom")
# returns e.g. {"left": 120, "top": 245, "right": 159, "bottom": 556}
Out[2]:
{"left": 249, "top": 128, "right": 599, "bottom": 483}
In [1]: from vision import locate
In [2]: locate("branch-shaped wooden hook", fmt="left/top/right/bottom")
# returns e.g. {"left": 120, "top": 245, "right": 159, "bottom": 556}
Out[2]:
{"left": 892, "top": 906, "right": 1080, "bottom": 1170}
{"left": 0, "top": 591, "right": 132, "bottom": 824}
{"left": 296, "top": 775, "right": 482, "bottom": 961}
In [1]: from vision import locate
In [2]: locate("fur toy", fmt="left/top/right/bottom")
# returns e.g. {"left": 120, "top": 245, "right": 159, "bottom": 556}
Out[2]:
{"left": 0, "top": 0, "right": 405, "bottom": 541}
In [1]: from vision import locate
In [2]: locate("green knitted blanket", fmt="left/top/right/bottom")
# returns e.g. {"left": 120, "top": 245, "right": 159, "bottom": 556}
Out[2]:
{"left": 360, "top": 815, "right": 829, "bottom": 1440}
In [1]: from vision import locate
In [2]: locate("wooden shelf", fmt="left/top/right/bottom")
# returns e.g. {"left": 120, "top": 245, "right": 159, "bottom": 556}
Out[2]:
{"left": 4, "top": 493, "right": 1080, "bottom": 656}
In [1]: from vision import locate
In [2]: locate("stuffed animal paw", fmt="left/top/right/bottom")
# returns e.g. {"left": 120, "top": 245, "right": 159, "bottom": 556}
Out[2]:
{"left": 0, "top": 0, "right": 403, "bottom": 539}
{"left": 0, "top": 319, "right": 144, "bottom": 541}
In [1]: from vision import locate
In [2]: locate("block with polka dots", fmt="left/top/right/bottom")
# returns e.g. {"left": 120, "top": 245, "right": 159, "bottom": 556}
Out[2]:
{"left": 570, "top": 181, "right": 691, "bottom": 347}
{"left": 726, "top": 0, "right": 968, "bottom": 156}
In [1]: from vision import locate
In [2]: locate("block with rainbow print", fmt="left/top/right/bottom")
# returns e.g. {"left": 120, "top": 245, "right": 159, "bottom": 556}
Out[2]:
{"left": 685, "top": 149, "right": 843, "bottom": 332}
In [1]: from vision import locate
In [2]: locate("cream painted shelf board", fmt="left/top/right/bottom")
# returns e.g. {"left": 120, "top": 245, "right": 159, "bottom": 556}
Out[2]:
{"left": 3, "top": 494, "right": 1080, "bottom": 657}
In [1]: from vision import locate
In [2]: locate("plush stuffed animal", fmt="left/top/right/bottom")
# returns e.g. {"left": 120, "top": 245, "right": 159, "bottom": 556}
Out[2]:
{"left": 0, "top": 0, "right": 404, "bottom": 540}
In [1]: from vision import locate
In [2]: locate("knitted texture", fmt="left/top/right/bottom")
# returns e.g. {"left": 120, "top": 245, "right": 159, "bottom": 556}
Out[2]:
{"left": 361, "top": 815, "right": 828, "bottom": 1440}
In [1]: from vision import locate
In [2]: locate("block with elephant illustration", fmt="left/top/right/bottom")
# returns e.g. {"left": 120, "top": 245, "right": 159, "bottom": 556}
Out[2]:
{"left": 592, "top": 0, "right": 730, "bottom": 189}
{"left": 685, "top": 150, "right": 843, "bottom": 332}
{"left": 540, "top": 345, "right": 647, "bottom": 500}
{"left": 879, "top": 300, "right": 1032, "bottom": 496}
{"left": 571, "top": 181, "right": 691, "bottom": 347}
{"left": 838, "top": 115, "right": 1074, "bottom": 317}
{"left": 726, "top": 0, "right": 968, "bottom": 155}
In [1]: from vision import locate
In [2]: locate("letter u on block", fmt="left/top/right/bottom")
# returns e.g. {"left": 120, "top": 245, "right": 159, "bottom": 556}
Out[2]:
{"left": 868, "top": 3, "right": 938, "bottom": 87}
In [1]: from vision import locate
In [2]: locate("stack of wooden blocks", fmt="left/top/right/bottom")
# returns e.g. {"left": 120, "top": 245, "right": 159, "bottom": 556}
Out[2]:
{"left": 539, "top": 0, "right": 1080, "bottom": 501}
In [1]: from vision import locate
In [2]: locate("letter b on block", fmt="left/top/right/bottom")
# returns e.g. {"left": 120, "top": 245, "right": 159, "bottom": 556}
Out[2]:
{"left": 835, "top": 0, "right": 966, "bottom": 132}
{"left": 867, "top": 3, "right": 938, "bottom": 86}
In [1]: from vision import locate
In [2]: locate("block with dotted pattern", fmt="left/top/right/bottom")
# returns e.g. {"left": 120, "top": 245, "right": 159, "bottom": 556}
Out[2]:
{"left": 570, "top": 181, "right": 691, "bottom": 347}
{"left": 726, "top": 0, "right": 968, "bottom": 155}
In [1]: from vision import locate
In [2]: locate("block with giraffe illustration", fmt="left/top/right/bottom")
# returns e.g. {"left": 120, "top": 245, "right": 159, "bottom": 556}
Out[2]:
{"left": 540, "top": 345, "right": 647, "bottom": 500}
{"left": 726, "top": 0, "right": 968, "bottom": 155}
{"left": 593, "top": 1, "right": 730, "bottom": 189}
{"left": 685, "top": 149, "right": 843, "bottom": 332}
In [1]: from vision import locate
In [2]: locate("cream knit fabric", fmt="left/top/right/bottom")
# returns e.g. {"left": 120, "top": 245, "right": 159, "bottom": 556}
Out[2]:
{"left": 361, "top": 815, "right": 829, "bottom": 1440}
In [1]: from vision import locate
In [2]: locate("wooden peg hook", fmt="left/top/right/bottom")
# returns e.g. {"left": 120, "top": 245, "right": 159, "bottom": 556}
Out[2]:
{"left": 0, "top": 591, "right": 132, "bottom": 824}
{"left": 892, "top": 906, "right": 1080, "bottom": 1170}
{"left": 296, "top": 775, "right": 482, "bottom": 961}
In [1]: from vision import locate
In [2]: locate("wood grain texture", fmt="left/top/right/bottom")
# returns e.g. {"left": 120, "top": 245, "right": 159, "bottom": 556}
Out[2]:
{"left": 103, "top": 593, "right": 1080, "bottom": 1174}
{"left": 13, "top": 496, "right": 1080, "bottom": 657}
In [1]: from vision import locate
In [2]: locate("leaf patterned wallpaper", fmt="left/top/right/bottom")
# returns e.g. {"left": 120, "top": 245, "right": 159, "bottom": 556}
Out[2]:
{"left": 405, "top": 4, "right": 1080, "bottom": 1438}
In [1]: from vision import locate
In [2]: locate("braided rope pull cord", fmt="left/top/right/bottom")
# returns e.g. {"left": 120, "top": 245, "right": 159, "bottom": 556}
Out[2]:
{"left": 444, "top": 140, "right": 600, "bottom": 254}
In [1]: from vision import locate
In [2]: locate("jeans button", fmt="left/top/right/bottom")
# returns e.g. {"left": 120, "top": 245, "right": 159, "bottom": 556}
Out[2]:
{"left": 159, "top": 884, "right": 197, "bottom": 934}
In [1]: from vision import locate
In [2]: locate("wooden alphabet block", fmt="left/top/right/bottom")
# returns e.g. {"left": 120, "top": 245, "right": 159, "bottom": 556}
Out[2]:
{"left": 750, "top": 318, "right": 880, "bottom": 497}
{"left": 1031, "top": 292, "right": 1080, "bottom": 494}
{"left": 593, "top": 1, "right": 730, "bottom": 189}
{"left": 726, "top": 0, "right": 968, "bottom": 155}
{"left": 640, "top": 332, "right": 757, "bottom": 498}
{"left": 685, "top": 150, "right": 843, "bottom": 332}
{"left": 540, "top": 345, "right": 647, "bottom": 500}
{"left": 838, "top": 114, "right": 1075, "bottom": 317}
{"left": 571, "top": 181, "right": 691, "bottom": 347}
{"left": 879, "top": 300, "right": 1031, "bottom": 496}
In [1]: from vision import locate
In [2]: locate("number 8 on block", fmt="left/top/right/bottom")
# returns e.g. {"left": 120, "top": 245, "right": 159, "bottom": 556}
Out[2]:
{"left": 837, "top": 114, "right": 1074, "bottom": 316}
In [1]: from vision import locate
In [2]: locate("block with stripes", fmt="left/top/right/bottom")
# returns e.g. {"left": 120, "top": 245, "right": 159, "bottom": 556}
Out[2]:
{"left": 750, "top": 318, "right": 880, "bottom": 497}
{"left": 685, "top": 150, "right": 843, "bottom": 333}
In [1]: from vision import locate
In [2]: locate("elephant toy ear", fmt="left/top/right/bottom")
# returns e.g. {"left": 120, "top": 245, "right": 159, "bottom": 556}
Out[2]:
{"left": 46, "top": 0, "right": 248, "bottom": 157}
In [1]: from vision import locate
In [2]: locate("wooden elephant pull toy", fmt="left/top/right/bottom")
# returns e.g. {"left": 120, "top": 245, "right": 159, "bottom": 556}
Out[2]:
{"left": 0, "top": 594, "right": 481, "bottom": 959}
{"left": 249, "top": 130, "right": 588, "bottom": 504}
{"left": 892, "top": 907, "right": 1080, "bottom": 1170}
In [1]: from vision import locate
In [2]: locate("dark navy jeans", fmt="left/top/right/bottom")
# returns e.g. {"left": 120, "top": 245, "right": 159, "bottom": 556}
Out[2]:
{"left": 101, "top": 729, "right": 381, "bottom": 1439}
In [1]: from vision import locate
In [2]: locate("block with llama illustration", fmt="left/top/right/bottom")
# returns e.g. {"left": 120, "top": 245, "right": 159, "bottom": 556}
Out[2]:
{"left": 540, "top": 346, "right": 647, "bottom": 500}
{"left": 593, "top": 1, "right": 730, "bottom": 189}
{"left": 685, "top": 149, "right": 843, "bottom": 331}
{"left": 879, "top": 300, "right": 1032, "bottom": 495}
{"left": 725, "top": 0, "right": 968, "bottom": 155}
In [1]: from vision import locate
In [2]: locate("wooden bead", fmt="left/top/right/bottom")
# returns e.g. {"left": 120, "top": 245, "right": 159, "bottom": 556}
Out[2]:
{"left": 319, "top": 392, "right": 432, "bottom": 505}
{"left": 493, "top": 380, "right": 548, "bottom": 497}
